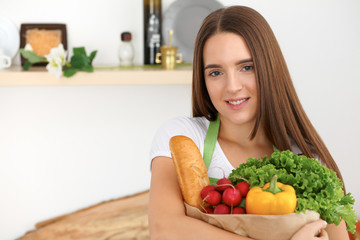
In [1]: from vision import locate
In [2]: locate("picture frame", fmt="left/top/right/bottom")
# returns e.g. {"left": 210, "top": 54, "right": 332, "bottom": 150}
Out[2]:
{"left": 20, "top": 23, "right": 67, "bottom": 66}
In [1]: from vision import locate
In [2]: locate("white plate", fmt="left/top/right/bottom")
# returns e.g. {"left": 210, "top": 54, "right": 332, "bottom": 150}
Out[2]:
{"left": 162, "top": 0, "right": 223, "bottom": 63}
{"left": 0, "top": 16, "right": 20, "bottom": 59}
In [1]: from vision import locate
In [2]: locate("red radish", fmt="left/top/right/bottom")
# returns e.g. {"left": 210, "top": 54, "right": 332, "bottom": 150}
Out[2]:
{"left": 214, "top": 204, "right": 230, "bottom": 214}
{"left": 232, "top": 207, "right": 246, "bottom": 214}
{"left": 204, "top": 207, "right": 214, "bottom": 214}
{"left": 235, "top": 182, "right": 250, "bottom": 197}
{"left": 216, "top": 178, "right": 232, "bottom": 192}
{"left": 203, "top": 190, "right": 222, "bottom": 206}
{"left": 222, "top": 188, "right": 242, "bottom": 207}
{"left": 200, "top": 185, "right": 216, "bottom": 200}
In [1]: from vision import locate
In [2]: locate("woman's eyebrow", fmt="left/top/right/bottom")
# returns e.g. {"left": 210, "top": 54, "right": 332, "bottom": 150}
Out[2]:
{"left": 204, "top": 58, "right": 253, "bottom": 71}
{"left": 235, "top": 58, "right": 253, "bottom": 65}
{"left": 204, "top": 64, "right": 221, "bottom": 71}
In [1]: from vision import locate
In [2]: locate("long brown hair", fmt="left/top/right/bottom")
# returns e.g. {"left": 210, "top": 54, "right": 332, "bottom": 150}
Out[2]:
{"left": 192, "top": 6, "right": 344, "bottom": 186}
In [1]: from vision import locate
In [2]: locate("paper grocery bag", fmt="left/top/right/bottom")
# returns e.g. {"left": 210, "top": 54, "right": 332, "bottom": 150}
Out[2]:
{"left": 185, "top": 203, "right": 320, "bottom": 240}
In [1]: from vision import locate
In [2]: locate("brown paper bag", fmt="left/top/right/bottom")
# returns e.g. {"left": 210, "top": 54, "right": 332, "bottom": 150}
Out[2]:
{"left": 185, "top": 203, "right": 320, "bottom": 240}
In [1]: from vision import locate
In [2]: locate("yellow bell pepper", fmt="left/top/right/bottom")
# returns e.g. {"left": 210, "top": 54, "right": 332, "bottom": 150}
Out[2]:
{"left": 246, "top": 175, "right": 297, "bottom": 215}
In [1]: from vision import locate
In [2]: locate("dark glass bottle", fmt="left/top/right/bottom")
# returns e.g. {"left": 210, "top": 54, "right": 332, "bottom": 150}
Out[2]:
{"left": 143, "top": 0, "right": 162, "bottom": 65}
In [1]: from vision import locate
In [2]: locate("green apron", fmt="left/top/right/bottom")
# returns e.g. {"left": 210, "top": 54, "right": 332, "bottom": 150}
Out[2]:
{"left": 203, "top": 115, "right": 221, "bottom": 186}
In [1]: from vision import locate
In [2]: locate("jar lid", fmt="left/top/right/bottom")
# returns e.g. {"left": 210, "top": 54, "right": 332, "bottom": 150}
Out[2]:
{"left": 121, "top": 32, "right": 132, "bottom": 41}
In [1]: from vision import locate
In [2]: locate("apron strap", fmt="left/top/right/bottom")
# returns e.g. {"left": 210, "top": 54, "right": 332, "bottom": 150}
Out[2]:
{"left": 203, "top": 115, "right": 220, "bottom": 170}
{"left": 203, "top": 115, "right": 220, "bottom": 186}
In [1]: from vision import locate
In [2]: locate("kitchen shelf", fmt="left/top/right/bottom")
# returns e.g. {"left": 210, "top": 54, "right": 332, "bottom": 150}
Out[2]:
{"left": 0, "top": 66, "right": 192, "bottom": 86}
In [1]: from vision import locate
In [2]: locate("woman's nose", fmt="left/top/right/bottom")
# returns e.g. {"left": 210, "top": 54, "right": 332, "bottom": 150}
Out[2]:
{"left": 226, "top": 72, "right": 242, "bottom": 93}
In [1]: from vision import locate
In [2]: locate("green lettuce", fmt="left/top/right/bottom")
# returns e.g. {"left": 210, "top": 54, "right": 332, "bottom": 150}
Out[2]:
{"left": 228, "top": 149, "right": 357, "bottom": 233}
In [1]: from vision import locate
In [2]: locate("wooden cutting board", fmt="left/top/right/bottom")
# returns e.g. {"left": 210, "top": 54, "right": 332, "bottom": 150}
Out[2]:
{"left": 18, "top": 191, "right": 149, "bottom": 240}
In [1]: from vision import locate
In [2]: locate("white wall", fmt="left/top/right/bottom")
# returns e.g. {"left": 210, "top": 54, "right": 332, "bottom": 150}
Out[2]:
{"left": 0, "top": 84, "right": 192, "bottom": 239}
{"left": 0, "top": 0, "right": 359, "bottom": 239}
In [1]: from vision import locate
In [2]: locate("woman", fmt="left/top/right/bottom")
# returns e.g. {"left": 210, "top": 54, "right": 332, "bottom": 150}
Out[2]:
{"left": 148, "top": 6, "right": 348, "bottom": 240}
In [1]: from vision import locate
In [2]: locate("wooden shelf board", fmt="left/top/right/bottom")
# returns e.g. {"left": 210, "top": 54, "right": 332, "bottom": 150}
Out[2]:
{"left": 0, "top": 66, "right": 192, "bottom": 86}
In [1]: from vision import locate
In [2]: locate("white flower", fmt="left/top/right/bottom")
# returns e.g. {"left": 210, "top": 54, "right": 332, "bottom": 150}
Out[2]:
{"left": 45, "top": 44, "right": 67, "bottom": 79}
{"left": 24, "top": 43, "right": 33, "bottom": 51}
{"left": 46, "top": 57, "right": 64, "bottom": 79}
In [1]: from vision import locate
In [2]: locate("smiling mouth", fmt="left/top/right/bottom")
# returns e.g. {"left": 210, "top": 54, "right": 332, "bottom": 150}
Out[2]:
{"left": 226, "top": 98, "right": 249, "bottom": 105}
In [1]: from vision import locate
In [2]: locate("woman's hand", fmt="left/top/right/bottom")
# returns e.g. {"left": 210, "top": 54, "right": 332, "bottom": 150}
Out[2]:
{"left": 291, "top": 219, "right": 328, "bottom": 240}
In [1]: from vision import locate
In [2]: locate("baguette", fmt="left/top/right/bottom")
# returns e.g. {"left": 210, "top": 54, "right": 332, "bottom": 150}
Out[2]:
{"left": 169, "top": 135, "right": 210, "bottom": 210}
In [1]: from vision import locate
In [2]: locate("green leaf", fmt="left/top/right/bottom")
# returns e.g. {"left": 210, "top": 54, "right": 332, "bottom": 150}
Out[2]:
{"left": 88, "top": 50, "right": 97, "bottom": 63}
{"left": 62, "top": 47, "right": 97, "bottom": 78}
{"left": 63, "top": 67, "right": 78, "bottom": 78}
{"left": 73, "top": 47, "right": 86, "bottom": 56}
{"left": 20, "top": 49, "right": 46, "bottom": 63}
{"left": 23, "top": 62, "right": 33, "bottom": 71}
{"left": 333, "top": 204, "right": 357, "bottom": 233}
{"left": 81, "top": 64, "right": 93, "bottom": 72}
{"left": 70, "top": 54, "right": 88, "bottom": 69}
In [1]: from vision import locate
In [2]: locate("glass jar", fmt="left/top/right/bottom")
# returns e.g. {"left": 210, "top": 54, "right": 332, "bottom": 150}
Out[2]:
{"left": 118, "top": 32, "right": 134, "bottom": 66}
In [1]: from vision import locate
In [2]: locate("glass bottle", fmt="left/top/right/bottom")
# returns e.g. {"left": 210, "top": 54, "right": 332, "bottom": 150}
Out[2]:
{"left": 118, "top": 32, "right": 134, "bottom": 66}
{"left": 143, "top": 0, "right": 162, "bottom": 65}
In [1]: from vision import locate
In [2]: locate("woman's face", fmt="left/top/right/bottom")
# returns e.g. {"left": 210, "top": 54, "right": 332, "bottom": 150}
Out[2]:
{"left": 203, "top": 32, "right": 257, "bottom": 127}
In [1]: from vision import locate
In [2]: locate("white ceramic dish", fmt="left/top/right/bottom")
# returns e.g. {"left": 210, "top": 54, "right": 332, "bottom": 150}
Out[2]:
{"left": 0, "top": 16, "right": 20, "bottom": 59}
{"left": 162, "top": 0, "right": 223, "bottom": 63}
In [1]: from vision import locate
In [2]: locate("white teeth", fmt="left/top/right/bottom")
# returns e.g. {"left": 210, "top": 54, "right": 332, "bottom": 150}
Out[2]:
{"left": 228, "top": 98, "right": 247, "bottom": 105}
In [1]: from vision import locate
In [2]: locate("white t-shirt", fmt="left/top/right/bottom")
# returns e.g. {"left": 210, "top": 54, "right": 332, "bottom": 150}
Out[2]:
{"left": 149, "top": 115, "right": 305, "bottom": 179}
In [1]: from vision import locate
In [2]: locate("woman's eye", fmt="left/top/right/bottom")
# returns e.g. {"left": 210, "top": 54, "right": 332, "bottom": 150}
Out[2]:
{"left": 209, "top": 70, "right": 221, "bottom": 77}
{"left": 242, "top": 65, "right": 254, "bottom": 71}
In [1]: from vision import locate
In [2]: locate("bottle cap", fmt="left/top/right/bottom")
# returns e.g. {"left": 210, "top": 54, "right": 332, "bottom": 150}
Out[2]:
{"left": 121, "top": 32, "right": 132, "bottom": 41}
